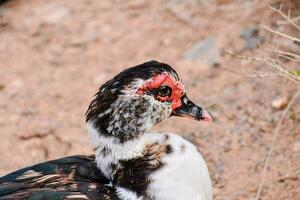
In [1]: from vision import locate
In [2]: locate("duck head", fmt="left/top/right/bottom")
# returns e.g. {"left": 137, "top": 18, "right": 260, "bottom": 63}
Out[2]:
{"left": 86, "top": 60, "right": 212, "bottom": 143}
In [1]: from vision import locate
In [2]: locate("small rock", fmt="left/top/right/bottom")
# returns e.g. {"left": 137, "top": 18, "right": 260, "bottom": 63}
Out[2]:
{"left": 271, "top": 96, "right": 289, "bottom": 110}
{"left": 215, "top": 160, "right": 224, "bottom": 174}
{"left": 240, "top": 27, "right": 258, "bottom": 39}
{"left": 45, "top": 54, "right": 64, "bottom": 66}
{"left": 184, "top": 37, "right": 220, "bottom": 67}
{"left": 41, "top": 4, "right": 71, "bottom": 25}
{"left": 240, "top": 26, "right": 264, "bottom": 51}
{"left": 293, "top": 142, "right": 300, "bottom": 152}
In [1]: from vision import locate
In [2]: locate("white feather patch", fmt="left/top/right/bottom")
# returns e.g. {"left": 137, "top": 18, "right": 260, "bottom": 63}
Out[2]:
{"left": 148, "top": 133, "right": 213, "bottom": 200}
{"left": 116, "top": 187, "right": 142, "bottom": 200}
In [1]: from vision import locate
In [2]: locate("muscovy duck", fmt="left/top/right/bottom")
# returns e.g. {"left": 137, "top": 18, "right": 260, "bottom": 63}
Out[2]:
{"left": 0, "top": 60, "right": 213, "bottom": 200}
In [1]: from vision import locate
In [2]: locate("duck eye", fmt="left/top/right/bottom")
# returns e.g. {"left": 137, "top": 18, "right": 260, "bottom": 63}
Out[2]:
{"left": 158, "top": 86, "right": 172, "bottom": 97}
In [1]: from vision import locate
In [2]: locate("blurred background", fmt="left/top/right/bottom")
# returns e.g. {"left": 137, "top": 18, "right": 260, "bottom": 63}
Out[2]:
{"left": 0, "top": 0, "right": 299, "bottom": 199}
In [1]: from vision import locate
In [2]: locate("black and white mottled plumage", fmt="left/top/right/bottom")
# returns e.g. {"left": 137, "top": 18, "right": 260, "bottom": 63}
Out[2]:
{"left": 0, "top": 60, "right": 213, "bottom": 200}
{"left": 0, "top": 155, "right": 118, "bottom": 200}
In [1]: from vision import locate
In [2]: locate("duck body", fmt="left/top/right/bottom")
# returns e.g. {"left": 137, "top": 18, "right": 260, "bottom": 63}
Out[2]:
{"left": 0, "top": 155, "right": 119, "bottom": 200}
{"left": 0, "top": 60, "right": 213, "bottom": 200}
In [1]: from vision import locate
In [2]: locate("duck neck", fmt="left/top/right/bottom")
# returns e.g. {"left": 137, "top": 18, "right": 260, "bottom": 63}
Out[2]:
{"left": 87, "top": 122, "right": 147, "bottom": 178}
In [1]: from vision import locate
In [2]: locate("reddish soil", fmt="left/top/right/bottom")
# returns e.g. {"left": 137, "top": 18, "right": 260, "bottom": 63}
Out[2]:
{"left": 0, "top": 0, "right": 299, "bottom": 199}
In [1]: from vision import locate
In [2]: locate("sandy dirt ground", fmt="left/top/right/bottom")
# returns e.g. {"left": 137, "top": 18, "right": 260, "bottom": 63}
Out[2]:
{"left": 0, "top": 0, "right": 299, "bottom": 199}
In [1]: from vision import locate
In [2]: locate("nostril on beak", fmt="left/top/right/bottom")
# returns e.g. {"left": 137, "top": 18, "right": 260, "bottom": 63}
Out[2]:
{"left": 192, "top": 106, "right": 201, "bottom": 118}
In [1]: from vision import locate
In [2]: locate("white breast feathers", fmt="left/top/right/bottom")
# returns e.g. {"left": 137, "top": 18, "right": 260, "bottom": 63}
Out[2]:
{"left": 147, "top": 133, "right": 213, "bottom": 200}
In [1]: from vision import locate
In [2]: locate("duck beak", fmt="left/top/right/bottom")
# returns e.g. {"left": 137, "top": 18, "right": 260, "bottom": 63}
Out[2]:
{"left": 172, "top": 94, "right": 213, "bottom": 122}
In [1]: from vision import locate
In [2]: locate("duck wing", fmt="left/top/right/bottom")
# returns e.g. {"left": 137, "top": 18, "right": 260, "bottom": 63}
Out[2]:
{"left": 0, "top": 155, "right": 119, "bottom": 200}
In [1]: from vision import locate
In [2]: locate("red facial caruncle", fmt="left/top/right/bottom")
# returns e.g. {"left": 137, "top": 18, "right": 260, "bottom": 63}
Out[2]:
{"left": 137, "top": 72, "right": 185, "bottom": 110}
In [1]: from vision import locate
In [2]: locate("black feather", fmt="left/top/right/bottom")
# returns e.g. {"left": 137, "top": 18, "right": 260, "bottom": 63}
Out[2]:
{"left": 0, "top": 155, "right": 119, "bottom": 200}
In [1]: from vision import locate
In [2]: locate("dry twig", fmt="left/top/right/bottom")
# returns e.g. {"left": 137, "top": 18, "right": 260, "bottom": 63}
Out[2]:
{"left": 225, "top": 50, "right": 300, "bottom": 85}
{"left": 270, "top": 5, "right": 300, "bottom": 30}
{"left": 266, "top": 49, "right": 300, "bottom": 62}
{"left": 266, "top": 56, "right": 300, "bottom": 85}
{"left": 261, "top": 25, "right": 300, "bottom": 43}
{"left": 277, "top": 16, "right": 300, "bottom": 26}
{"left": 254, "top": 90, "right": 300, "bottom": 200}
